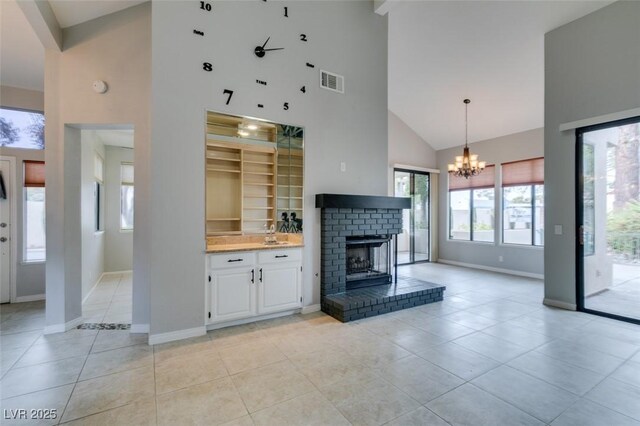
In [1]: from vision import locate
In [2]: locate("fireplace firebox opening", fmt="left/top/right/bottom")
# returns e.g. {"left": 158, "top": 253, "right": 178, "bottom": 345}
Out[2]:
{"left": 345, "top": 235, "right": 392, "bottom": 289}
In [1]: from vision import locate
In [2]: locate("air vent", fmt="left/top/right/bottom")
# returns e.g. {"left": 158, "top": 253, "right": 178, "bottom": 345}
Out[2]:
{"left": 320, "top": 70, "right": 344, "bottom": 94}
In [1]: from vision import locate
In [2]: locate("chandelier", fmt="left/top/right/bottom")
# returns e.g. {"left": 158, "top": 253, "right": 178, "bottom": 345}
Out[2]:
{"left": 448, "top": 99, "right": 486, "bottom": 179}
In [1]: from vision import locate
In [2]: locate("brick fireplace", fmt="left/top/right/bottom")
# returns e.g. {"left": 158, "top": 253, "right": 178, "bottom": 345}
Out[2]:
{"left": 316, "top": 194, "right": 445, "bottom": 322}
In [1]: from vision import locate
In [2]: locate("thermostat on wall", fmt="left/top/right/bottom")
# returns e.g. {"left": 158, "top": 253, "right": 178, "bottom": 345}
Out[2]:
{"left": 92, "top": 80, "right": 108, "bottom": 94}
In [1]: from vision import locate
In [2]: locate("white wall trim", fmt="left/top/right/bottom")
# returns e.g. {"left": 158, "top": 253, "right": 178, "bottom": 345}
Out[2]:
{"left": 301, "top": 304, "right": 321, "bottom": 314}
{"left": 130, "top": 324, "right": 149, "bottom": 334}
{"left": 83, "top": 272, "right": 104, "bottom": 304}
{"left": 148, "top": 326, "right": 206, "bottom": 345}
{"left": 559, "top": 107, "right": 640, "bottom": 132}
{"left": 437, "top": 259, "right": 544, "bottom": 279}
{"left": 43, "top": 316, "right": 84, "bottom": 334}
{"left": 393, "top": 163, "right": 440, "bottom": 174}
{"left": 15, "top": 293, "right": 45, "bottom": 303}
{"left": 543, "top": 298, "right": 577, "bottom": 311}
{"left": 103, "top": 269, "right": 133, "bottom": 275}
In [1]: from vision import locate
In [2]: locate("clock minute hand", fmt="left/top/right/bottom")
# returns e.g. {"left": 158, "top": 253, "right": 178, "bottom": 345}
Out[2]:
{"left": 263, "top": 48, "right": 284, "bottom": 52}
{"left": 262, "top": 36, "right": 271, "bottom": 48}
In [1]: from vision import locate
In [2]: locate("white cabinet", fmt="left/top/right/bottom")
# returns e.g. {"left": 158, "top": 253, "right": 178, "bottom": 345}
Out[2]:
{"left": 207, "top": 248, "right": 302, "bottom": 325}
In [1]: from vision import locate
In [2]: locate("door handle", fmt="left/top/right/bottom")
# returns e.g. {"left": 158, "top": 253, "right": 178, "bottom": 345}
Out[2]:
{"left": 251, "top": 269, "right": 255, "bottom": 283}
{"left": 228, "top": 258, "right": 243, "bottom": 263}
{"left": 578, "top": 226, "right": 584, "bottom": 246}
{"left": 0, "top": 223, "right": 6, "bottom": 228}
{"left": 259, "top": 268, "right": 263, "bottom": 282}
{"left": 0, "top": 237, "right": 6, "bottom": 243}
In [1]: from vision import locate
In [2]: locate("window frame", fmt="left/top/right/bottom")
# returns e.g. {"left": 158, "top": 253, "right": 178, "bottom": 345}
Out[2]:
{"left": 448, "top": 187, "right": 496, "bottom": 243}
{"left": 120, "top": 162, "right": 134, "bottom": 231}
{"left": 501, "top": 184, "right": 544, "bottom": 247}
{"left": 22, "top": 160, "right": 46, "bottom": 263}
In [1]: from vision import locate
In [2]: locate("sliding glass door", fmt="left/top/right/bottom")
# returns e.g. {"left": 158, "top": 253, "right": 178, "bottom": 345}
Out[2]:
{"left": 394, "top": 169, "right": 429, "bottom": 265}
{"left": 577, "top": 116, "right": 640, "bottom": 324}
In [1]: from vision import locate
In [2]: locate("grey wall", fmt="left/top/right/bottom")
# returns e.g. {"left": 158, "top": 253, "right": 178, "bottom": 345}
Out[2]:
{"left": 544, "top": 1, "right": 640, "bottom": 306}
{"left": 437, "top": 128, "right": 544, "bottom": 276}
{"left": 388, "top": 109, "right": 437, "bottom": 194}
{"left": 104, "top": 145, "right": 133, "bottom": 272}
{"left": 80, "top": 131, "right": 105, "bottom": 300}
{"left": 0, "top": 86, "right": 46, "bottom": 299}
{"left": 151, "top": 1, "right": 388, "bottom": 336}
{"left": 45, "top": 3, "right": 150, "bottom": 329}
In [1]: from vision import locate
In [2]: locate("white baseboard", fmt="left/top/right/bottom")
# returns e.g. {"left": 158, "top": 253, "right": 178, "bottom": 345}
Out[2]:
{"left": 437, "top": 259, "right": 544, "bottom": 280}
{"left": 43, "top": 316, "right": 84, "bottom": 335}
{"left": 543, "top": 298, "right": 577, "bottom": 311}
{"left": 205, "top": 310, "right": 300, "bottom": 331}
{"left": 301, "top": 304, "right": 321, "bottom": 314}
{"left": 83, "top": 272, "right": 105, "bottom": 304}
{"left": 130, "top": 324, "right": 149, "bottom": 334}
{"left": 14, "top": 294, "right": 45, "bottom": 303}
{"left": 103, "top": 270, "right": 133, "bottom": 276}
{"left": 149, "top": 326, "right": 206, "bottom": 346}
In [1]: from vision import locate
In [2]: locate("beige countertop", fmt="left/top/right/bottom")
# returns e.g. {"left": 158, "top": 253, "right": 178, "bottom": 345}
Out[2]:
{"left": 206, "top": 233, "right": 304, "bottom": 253}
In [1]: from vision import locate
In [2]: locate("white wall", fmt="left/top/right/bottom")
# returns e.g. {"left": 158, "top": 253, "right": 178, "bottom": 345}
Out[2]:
{"left": 44, "top": 3, "right": 150, "bottom": 329}
{"left": 544, "top": 1, "right": 640, "bottom": 307}
{"left": 437, "top": 128, "right": 544, "bottom": 276}
{"left": 388, "top": 109, "right": 437, "bottom": 193}
{"left": 150, "top": 1, "right": 388, "bottom": 337}
{"left": 104, "top": 145, "right": 133, "bottom": 272}
{"left": 80, "top": 131, "right": 105, "bottom": 300}
{"left": 0, "top": 85, "right": 45, "bottom": 299}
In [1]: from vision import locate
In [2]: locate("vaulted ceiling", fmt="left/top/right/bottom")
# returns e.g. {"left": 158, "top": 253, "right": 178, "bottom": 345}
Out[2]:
{"left": 2, "top": 0, "right": 613, "bottom": 149}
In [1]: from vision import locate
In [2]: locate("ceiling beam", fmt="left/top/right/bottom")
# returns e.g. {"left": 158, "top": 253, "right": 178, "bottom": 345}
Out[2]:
{"left": 16, "top": 0, "right": 62, "bottom": 51}
{"left": 374, "top": 0, "right": 398, "bottom": 16}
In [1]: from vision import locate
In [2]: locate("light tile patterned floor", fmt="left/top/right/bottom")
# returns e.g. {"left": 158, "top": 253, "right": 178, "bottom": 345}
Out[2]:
{"left": 1, "top": 263, "right": 640, "bottom": 425}
{"left": 82, "top": 272, "right": 132, "bottom": 324}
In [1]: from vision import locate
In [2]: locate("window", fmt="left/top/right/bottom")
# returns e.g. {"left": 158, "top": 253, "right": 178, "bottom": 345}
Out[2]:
{"left": 502, "top": 158, "right": 544, "bottom": 246}
{"left": 1, "top": 107, "right": 44, "bottom": 149}
{"left": 23, "top": 160, "right": 45, "bottom": 261}
{"left": 95, "top": 154, "right": 104, "bottom": 232}
{"left": 120, "top": 163, "right": 134, "bottom": 230}
{"left": 449, "top": 165, "right": 495, "bottom": 242}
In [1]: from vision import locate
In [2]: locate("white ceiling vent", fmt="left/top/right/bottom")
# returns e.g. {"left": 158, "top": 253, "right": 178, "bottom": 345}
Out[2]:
{"left": 320, "top": 70, "right": 344, "bottom": 94}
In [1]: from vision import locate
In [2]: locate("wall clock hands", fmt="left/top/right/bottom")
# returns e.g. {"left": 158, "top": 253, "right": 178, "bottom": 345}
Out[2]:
{"left": 255, "top": 36, "right": 284, "bottom": 58}
{"left": 263, "top": 48, "right": 284, "bottom": 52}
{"left": 262, "top": 36, "right": 271, "bottom": 48}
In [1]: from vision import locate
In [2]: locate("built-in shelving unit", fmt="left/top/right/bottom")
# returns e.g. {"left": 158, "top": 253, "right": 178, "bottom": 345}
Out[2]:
{"left": 205, "top": 140, "right": 277, "bottom": 236}
{"left": 276, "top": 144, "right": 304, "bottom": 232}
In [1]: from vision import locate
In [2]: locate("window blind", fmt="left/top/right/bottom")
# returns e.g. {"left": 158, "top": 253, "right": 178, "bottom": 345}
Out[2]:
{"left": 121, "top": 163, "right": 134, "bottom": 185}
{"left": 24, "top": 160, "right": 45, "bottom": 187}
{"left": 94, "top": 154, "right": 104, "bottom": 182}
{"left": 449, "top": 165, "right": 495, "bottom": 190}
{"left": 502, "top": 158, "right": 544, "bottom": 187}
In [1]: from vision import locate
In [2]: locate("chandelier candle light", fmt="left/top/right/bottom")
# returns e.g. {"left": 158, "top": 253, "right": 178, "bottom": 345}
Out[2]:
{"left": 448, "top": 99, "right": 486, "bottom": 179}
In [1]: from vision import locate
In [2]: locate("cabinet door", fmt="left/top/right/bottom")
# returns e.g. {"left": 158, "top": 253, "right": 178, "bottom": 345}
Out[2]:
{"left": 211, "top": 267, "right": 255, "bottom": 322}
{"left": 258, "top": 263, "right": 301, "bottom": 314}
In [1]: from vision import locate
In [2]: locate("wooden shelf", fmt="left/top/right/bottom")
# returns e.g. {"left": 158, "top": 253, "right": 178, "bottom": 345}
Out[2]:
{"left": 244, "top": 182, "right": 274, "bottom": 186}
{"left": 207, "top": 218, "right": 241, "bottom": 221}
{"left": 207, "top": 157, "right": 241, "bottom": 162}
{"left": 244, "top": 171, "right": 274, "bottom": 176}
{"left": 244, "top": 207, "right": 274, "bottom": 210}
{"left": 278, "top": 196, "right": 303, "bottom": 200}
{"left": 244, "top": 219, "right": 274, "bottom": 222}
{"left": 207, "top": 168, "right": 241, "bottom": 173}
{"left": 244, "top": 160, "right": 274, "bottom": 165}
{"left": 207, "top": 230, "right": 243, "bottom": 235}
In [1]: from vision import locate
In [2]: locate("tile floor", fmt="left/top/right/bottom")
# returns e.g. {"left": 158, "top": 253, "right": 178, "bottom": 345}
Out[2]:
{"left": 1, "top": 263, "right": 640, "bottom": 425}
{"left": 82, "top": 272, "right": 132, "bottom": 324}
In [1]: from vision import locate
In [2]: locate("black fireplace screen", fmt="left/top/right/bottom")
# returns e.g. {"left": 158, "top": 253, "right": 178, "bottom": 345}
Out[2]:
{"left": 346, "top": 236, "right": 392, "bottom": 289}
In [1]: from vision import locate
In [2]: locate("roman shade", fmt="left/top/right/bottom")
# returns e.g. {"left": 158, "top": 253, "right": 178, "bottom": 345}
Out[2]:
{"left": 121, "top": 163, "right": 134, "bottom": 185}
{"left": 24, "top": 160, "right": 45, "bottom": 187}
{"left": 449, "top": 165, "right": 495, "bottom": 191}
{"left": 502, "top": 158, "right": 544, "bottom": 187}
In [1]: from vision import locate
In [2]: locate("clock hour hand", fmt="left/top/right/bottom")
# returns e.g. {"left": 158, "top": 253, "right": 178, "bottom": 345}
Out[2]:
{"left": 262, "top": 36, "right": 271, "bottom": 48}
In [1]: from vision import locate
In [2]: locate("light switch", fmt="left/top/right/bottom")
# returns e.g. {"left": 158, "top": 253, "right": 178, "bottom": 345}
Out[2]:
{"left": 554, "top": 225, "right": 563, "bottom": 235}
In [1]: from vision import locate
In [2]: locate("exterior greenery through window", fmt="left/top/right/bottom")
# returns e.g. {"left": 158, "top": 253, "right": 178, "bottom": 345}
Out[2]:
{"left": 23, "top": 161, "right": 45, "bottom": 261}
{"left": 120, "top": 163, "right": 134, "bottom": 230}
{"left": 502, "top": 158, "right": 545, "bottom": 246}
{"left": 449, "top": 165, "right": 495, "bottom": 242}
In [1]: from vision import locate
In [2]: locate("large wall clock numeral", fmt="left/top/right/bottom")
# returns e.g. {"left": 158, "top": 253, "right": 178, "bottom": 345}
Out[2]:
{"left": 300, "top": 34, "right": 307, "bottom": 42}
{"left": 283, "top": 102, "right": 289, "bottom": 110}
{"left": 284, "top": 7, "right": 288, "bottom": 17}
{"left": 203, "top": 62, "right": 213, "bottom": 72}
{"left": 223, "top": 89, "right": 234, "bottom": 105}
{"left": 200, "top": 1, "right": 212, "bottom": 12}
{"left": 300, "top": 86, "right": 306, "bottom": 93}
{"left": 306, "top": 63, "right": 315, "bottom": 68}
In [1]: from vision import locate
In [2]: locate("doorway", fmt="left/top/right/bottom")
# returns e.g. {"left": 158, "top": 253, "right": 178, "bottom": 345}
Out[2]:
{"left": 394, "top": 169, "right": 430, "bottom": 265}
{"left": 577, "top": 115, "right": 640, "bottom": 324}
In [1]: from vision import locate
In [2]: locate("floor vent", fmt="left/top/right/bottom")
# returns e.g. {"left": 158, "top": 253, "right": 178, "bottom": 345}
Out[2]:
{"left": 320, "top": 70, "right": 344, "bottom": 94}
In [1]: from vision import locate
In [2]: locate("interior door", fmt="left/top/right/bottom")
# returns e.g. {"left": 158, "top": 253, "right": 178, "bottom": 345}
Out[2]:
{"left": 394, "top": 169, "right": 430, "bottom": 264}
{"left": 577, "top": 116, "right": 640, "bottom": 324}
{"left": 0, "top": 158, "right": 12, "bottom": 303}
